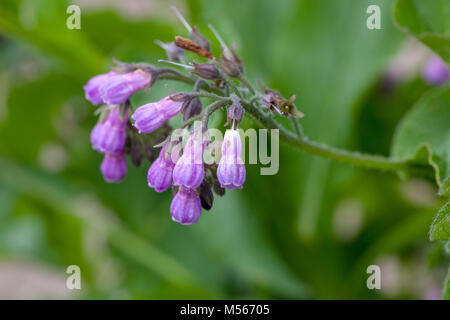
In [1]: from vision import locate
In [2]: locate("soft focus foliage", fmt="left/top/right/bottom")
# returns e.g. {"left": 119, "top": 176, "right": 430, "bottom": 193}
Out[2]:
{"left": 0, "top": 0, "right": 448, "bottom": 299}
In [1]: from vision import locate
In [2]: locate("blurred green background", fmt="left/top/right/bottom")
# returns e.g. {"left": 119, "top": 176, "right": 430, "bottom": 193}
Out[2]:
{"left": 0, "top": 0, "right": 448, "bottom": 299}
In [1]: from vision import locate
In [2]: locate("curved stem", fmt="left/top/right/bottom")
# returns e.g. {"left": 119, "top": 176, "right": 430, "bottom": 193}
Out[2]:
{"left": 201, "top": 99, "right": 230, "bottom": 130}
{"left": 157, "top": 68, "right": 225, "bottom": 96}
{"left": 239, "top": 75, "right": 256, "bottom": 95}
{"left": 240, "top": 100, "right": 408, "bottom": 171}
{"left": 291, "top": 117, "right": 304, "bottom": 138}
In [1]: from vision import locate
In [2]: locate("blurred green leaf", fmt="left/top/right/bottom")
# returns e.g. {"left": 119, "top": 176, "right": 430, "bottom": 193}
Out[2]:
{"left": 0, "top": 1, "right": 106, "bottom": 78}
{"left": 82, "top": 11, "right": 175, "bottom": 62}
{"left": 440, "top": 176, "right": 450, "bottom": 197}
{"left": 394, "top": 0, "right": 450, "bottom": 62}
{"left": 0, "top": 157, "right": 204, "bottom": 292}
{"left": 196, "top": 193, "right": 308, "bottom": 298}
{"left": 391, "top": 85, "right": 450, "bottom": 187}
{"left": 429, "top": 202, "right": 450, "bottom": 241}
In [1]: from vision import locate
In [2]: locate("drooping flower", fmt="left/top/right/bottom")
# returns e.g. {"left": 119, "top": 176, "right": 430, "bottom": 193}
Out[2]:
{"left": 225, "top": 101, "right": 244, "bottom": 126}
{"left": 100, "top": 69, "right": 152, "bottom": 105}
{"left": 101, "top": 153, "right": 127, "bottom": 183}
{"left": 147, "top": 143, "right": 178, "bottom": 192}
{"left": 132, "top": 96, "right": 184, "bottom": 134}
{"left": 90, "top": 108, "right": 128, "bottom": 154}
{"left": 84, "top": 71, "right": 117, "bottom": 105}
{"left": 423, "top": 55, "right": 449, "bottom": 85}
{"left": 170, "top": 187, "right": 202, "bottom": 225}
{"left": 217, "top": 129, "right": 246, "bottom": 189}
{"left": 172, "top": 132, "right": 205, "bottom": 189}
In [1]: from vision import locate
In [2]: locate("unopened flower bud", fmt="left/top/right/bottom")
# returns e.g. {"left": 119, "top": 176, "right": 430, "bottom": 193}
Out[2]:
{"left": 181, "top": 97, "right": 202, "bottom": 121}
{"left": 226, "top": 102, "right": 244, "bottom": 126}
{"left": 190, "top": 26, "right": 210, "bottom": 51}
{"left": 192, "top": 63, "right": 220, "bottom": 80}
{"left": 168, "top": 92, "right": 191, "bottom": 102}
{"left": 217, "top": 45, "right": 243, "bottom": 77}
{"left": 199, "top": 180, "right": 213, "bottom": 210}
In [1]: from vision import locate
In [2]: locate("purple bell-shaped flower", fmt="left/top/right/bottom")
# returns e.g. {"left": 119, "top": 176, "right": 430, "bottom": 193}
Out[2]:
{"left": 172, "top": 133, "right": 205, "bottom": 189}
{"left": 90, "top": 108, "right": 128, "bottom": 154}
{"left": 217, "top": 129, "right": 246, "bottom": 189}
{"left": 170, "top": 187, "right": 202, "bottom": 225}
{"left": 132, "top": 96, "right": 184, "bottom": 134}
{"left": 100, "top": 69, "right": 152, "bottom": 105}
{"left": 147, "top": 143, "right": 179, "bottom": 192}
{"left": 84, "top": 71, "right": 117, "bottom": 106}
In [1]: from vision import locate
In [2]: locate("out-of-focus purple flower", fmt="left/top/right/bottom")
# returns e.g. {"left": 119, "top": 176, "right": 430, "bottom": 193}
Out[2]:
{"left": 84, "top": 71, "right": 117, "bottom": 105}
{"left": 423, "top": 55, "right": 449, "bottom": 85}
{"left": 90, "top": 108, "right": 128, "bottom": 154}
{"left": 132, "top": 96, "right": 183, "bottom": 134}
{"left": 147, "top": 144, "right": 178, "bottom": 192}
{"left": 170, "top": 187, "right": 202, "bottom": 225}
{"left": 173, "top": 133, "right": 205, "bottom": 189}
{"left": 100, "top": 69, "right": 152, "bottom": 105}
{"left": 217, "top": 129, "right": 245, "bottom": 189}
{"left": 101, "top": 153, "right": 127, "bottom": 183}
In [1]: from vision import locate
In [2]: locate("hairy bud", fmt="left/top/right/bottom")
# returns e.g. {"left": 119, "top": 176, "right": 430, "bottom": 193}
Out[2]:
{"left": 181, "top": 97, "right": 202, "bottom": 121}
{"left": 226, "top": 102, "right": 244, "bottom": 126}
{"left": 217, "top": 44, "right": 244, "bottom": 77}
{"left": 192, "top": 63, "right": 220, "bottom": 80}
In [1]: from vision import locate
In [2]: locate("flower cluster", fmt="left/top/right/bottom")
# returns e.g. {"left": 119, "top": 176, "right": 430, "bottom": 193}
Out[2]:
{"left": 83, "top": 7, "right": 302, "bottom": 225}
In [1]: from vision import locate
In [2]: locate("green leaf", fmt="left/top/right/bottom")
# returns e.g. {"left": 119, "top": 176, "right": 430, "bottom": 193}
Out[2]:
{"left": 429, "top": 202, "right": 450, "bottom": 241}
{"left": 391, "top": 85, "right": 450, "bottom": 187}
{"left": 0, "top": 3, "right": 106, "bottom": 78}
{"left": 440, "top": 176, "right": 450, "bottom": 197}
{"left": 394, "top": 0, "right": 450, "bottom": 62}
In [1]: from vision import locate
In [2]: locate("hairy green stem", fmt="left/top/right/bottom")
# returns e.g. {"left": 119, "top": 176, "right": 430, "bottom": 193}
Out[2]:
{"left": 154, "top": 66, "right": 430, "bottom": 175}
{"left": 291, "top": 117, "right": 304, "bottom": 138}
{"left": 240, "top": 101, "right": 408, "bottom": 171}
{"left": 201, "top": 99, "right": 231, "bottom": 130}
{"left": 239, "top": 75, "right": 256, "bottom": 95}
